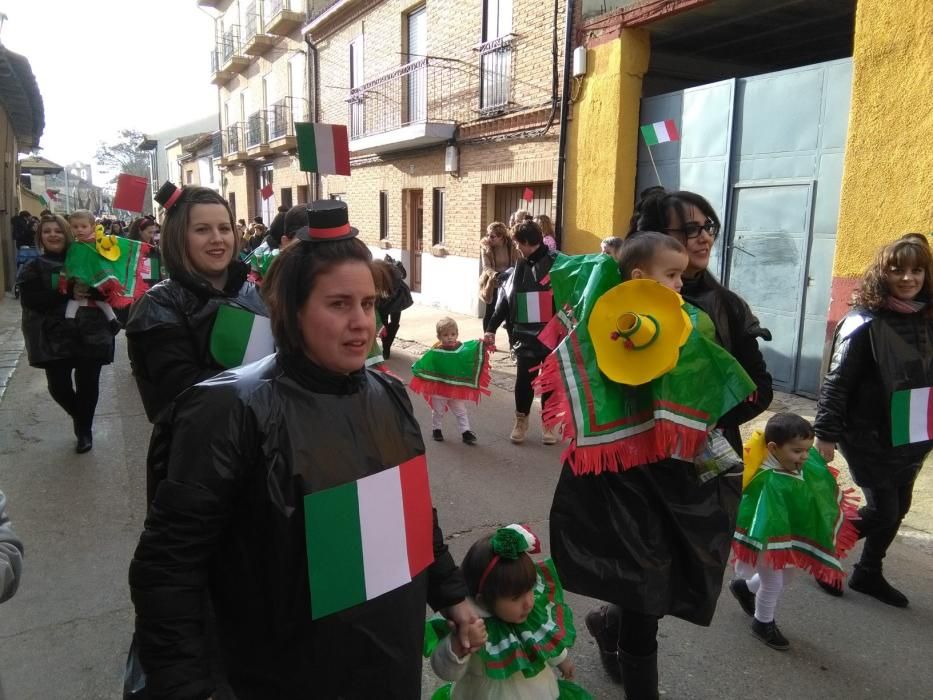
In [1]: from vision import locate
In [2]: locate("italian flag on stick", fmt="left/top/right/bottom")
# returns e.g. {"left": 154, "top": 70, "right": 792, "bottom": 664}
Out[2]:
{"left": 295, "top": 122, "right": 351, "bottom": 176}
{"left": 304, "top": 455, "right": 434, "bottom": 619}
{"left": 640, "top": 119, "right": 680, "bottom": 145}
{"left": 516, "top": 291, "right": 554, "bottom": 324}
{"left": 209, "top": 305, "right": 275, "bottom": 369}
{"left": 890, "top": 387, "right": 933, "bottom": 446}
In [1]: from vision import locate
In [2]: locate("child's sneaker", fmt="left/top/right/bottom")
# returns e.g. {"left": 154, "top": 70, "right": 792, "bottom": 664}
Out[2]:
{"left": 462, "top": 430, "right": 477, "bottom": 445}
{"left": 751, "top": 619, "right": 790, "bottom": 651}
{"left": 729, "top": 579, "right": 756, "bottom": 617}
{"left": 432, "top": 429, "right": 444, "bottom": 442}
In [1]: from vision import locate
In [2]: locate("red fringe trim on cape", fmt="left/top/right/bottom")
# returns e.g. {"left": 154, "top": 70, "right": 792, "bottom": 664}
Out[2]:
{"left": 533, "top": 352, "right": 707, "bottom": 475}
{"left": 731, "top": 465, "right": 861, "bottom": 588}
{"left": 409, "top": 349, "right": 492, "bottom": 406}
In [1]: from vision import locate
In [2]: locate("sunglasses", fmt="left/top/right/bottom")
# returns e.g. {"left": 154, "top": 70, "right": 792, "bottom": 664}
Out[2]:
{"left": 664, "top": 219, "right": 720, "bottom": 240}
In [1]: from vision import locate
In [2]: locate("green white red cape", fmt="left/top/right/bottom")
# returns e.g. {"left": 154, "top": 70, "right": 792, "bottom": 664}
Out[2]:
{"left": 409, "top": 339, "right": 491, "bottom": 404}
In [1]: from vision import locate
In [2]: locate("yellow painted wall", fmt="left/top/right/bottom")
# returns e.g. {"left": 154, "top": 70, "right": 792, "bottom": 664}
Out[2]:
{"left": 563, "top": 29, "right": 649, "bottom": 254}
{"left": 833, "top": 0, "right": 933, "bottom": 278}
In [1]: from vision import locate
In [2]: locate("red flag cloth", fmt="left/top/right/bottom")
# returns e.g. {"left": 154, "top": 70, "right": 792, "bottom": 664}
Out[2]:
{"left": 113, "top": 174, "right": 149, "bottom": 213}
{"left": 261, "top": 183, "right": 274, "bottom": 200}
{"left": 45, "top": 189, "right": 59, "bottom": 201}
{"left": 522, "top": 187, "right": 534, "bottom": 202}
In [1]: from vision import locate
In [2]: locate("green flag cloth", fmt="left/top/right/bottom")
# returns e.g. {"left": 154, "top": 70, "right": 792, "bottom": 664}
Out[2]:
{"left": 535, "top": 254, "right": 756, "bottom": 474}
{"left": 409, "top": 339, "right": 491, "bottom": 404}
{"left": 63, "top": 238, "right": 143, "bottom": 308}
{"left": 733, "top": 442, "right": 859, "bottom": 587}
{"left": 209, "top": 305, "right": 275, "bottom": 369}
{"left": 366, "top": 311, "right": 385, "bottom": 367}
{"left": 250, "top": 248, "right": 280, "bottom": 279}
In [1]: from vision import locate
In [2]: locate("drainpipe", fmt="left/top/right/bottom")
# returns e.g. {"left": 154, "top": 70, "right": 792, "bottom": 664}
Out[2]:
{"left": 305, "top": 33, "right": 321, "bottom": 200}
{"left": 554, "top": 0, "right": 576, "bottom": 250}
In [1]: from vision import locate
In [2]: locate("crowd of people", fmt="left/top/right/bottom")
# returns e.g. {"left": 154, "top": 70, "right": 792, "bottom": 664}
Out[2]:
{"left": 3, "top": 183, "right": 931, "bottom": 700}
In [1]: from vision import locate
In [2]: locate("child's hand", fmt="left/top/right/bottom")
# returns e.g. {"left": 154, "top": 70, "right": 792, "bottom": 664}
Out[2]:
{"left": 73, "top": 282, "right": 91, "bottom": 300}
{"left": 482, "top": 332, "right": 496, "bottom": 348}
{"left": 815, "top": 438, "right": 835, "bottom": 462}
{"left": 557, "top": 658, "right": 575, "bottom": 680}
{"left": 451, "top": 619, "right": 487, "bottom": 658}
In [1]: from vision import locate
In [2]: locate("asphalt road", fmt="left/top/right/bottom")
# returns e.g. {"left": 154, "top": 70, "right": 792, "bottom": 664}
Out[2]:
{"left": 1, "top": 330, "right": 931, "bottom": 699}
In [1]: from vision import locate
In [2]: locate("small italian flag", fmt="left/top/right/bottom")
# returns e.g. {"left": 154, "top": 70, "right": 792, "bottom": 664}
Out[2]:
{"left": 304, "top": 455, "right": 434, "bottom": 619}
{"left": 295, "top": 122, "right": 351, "bottom": 176}
{"left": 209, "top": 305, "right": 275, "bottom": 369}
{"left": 640, "top": 119, "right": 680, "bottom": 145}
{"left": 890, "top": 386, "right": 933, "bottom": 446}
{"left": 516, "top": 291, "right": 554, "bottom": 324}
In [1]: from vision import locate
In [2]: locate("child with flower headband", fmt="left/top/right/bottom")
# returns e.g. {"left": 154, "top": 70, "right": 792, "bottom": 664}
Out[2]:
{"left": 425, "top": 525, "right": 591, "bottom": 699}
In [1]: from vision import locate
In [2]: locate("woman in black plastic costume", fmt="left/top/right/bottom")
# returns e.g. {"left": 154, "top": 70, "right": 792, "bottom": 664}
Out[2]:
{"left": 550, "top": 189, "right": 773, "bottom": 698}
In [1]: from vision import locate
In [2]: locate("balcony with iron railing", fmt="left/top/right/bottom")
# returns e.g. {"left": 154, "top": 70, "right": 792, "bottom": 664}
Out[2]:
{"left": 477, "top": 35, "right": 515, "bottom": 114}
{"left": 222, "top": 123, "right": 247, "bottom": 164}
{"left": 243, "top": 2, "right": 277, "bottom": 56}
{"left": 267, "top": 96, "right": 306, "bottom": 151}
{"left": 246, "top": 110, "right": 271, "bottom": 155}
{"left": 346, "top": 57, "right": 478, "bottom": 155}
{"left": 213, "top": 26, "right": 249, "bottom": 81}
{"left": 265, "top": 0, "right": 306, "bottom": 35}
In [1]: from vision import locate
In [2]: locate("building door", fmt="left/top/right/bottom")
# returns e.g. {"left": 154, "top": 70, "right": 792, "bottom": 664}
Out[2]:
{"left": 636, "top": 58, "right": 852, "bottom": 395}
{"left": 406, "top": 6, "right": 427, "bottom": 124}
{"left": 407, "top": 189, "right": 424, "bottom": 293}
{"left": 494, "top": 183, "right": 552, "bottom": 225}
{"left": 256, "top": 164, "right": 275, "bottom": 225}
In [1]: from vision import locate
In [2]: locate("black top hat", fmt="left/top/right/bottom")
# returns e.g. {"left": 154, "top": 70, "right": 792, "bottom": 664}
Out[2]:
{"left": 295, "top": 200, "right": 359, "bottom": 243}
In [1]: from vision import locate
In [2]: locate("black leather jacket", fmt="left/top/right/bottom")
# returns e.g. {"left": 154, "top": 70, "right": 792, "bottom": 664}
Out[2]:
{"left": 815, "top": 308, "right": 933, "bottom": 485}
{"left": 681, "top": 271, "right": 773, "bottom": 452}
{"left": 125, "top": 261, "right": 265, "bottom": 423}
{"left": 130, "top": 354, "right": 467, "bottom": 700}
{"left": 485, "top": 245, "right": 558, "bottom": 357}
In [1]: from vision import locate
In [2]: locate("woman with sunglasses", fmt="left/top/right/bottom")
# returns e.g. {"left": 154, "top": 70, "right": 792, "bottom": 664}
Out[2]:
{"left": 478, "top": 222, "right": 515, "bottom": 336}
{"left": 573, "top": 189, "right": 773, "bottom": 697}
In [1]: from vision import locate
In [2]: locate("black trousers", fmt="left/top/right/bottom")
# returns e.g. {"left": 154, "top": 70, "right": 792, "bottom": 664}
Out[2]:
{"left": 603, "top": 604, "right": 660, "bottom": 655}
{"left": 515, "top": 353, "right": 551, "bottom": 415}
{"left": 382, "top": 311, "right": 401, "bottom": 350}
{"left": 44, "top": 359, "right": 103, "bottom": 435}
{"left": 857, "top": 468, "right": 920, "bottom": 571}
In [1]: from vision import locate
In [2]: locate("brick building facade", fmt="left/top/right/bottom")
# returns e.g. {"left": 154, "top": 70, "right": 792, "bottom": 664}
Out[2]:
{"left": 308, "top": 0, "right": 567, "bottom": 315}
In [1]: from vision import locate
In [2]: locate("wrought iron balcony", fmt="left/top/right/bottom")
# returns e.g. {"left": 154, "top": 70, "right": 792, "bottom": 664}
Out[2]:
{"left": 266, "top": 0, "right": 306, "bottom": 36}
{"left": 246, "top": 110, "right": 271, "bottom": 153}
{"left": 210, "top": 25, "right": 249, "bottom": 81}
{"left": 346, "top": 57, "right": 475, "bottom": 155}
{"left": 478, "top": 35, "right": 514, "bottom": 113}
{"left": 268, "top": 96, "right": 306, "bottom": 148}
{"left": 243, "top": 2, "right": 277, "bottom": 56}
{"left": 223, "top": 123, "right": 246, "bottom": 162}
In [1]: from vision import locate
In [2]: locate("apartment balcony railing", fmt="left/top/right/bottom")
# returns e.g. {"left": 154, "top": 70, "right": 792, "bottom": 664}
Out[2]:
{"left": 243, "top": 3, "right": 276, "bottom": 56}
{"left": 265, "top": 0, "right": 306, "bottom": 36}
{"left": 223, "top": 123, "right": 246, "bottom": 162}
{"left": 246, "top": 110, "right": 271, "bottom": 153}
{"left": 210, "top": 25, "right": 249, "bottom": 83}
{"left": 268, "top": 96, "right": 306, "bottom": 145}
{"left": 346, "top": 57, "right": 475, "bottom": 155}
{"left": 478, "top": 35, "right": 514, "bottom": 112}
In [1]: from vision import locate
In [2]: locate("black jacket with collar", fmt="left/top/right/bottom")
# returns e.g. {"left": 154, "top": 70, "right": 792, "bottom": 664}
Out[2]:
{"left": 485, "top": 244, "right": 558, "bottom": 357}
{"left": 125, "top": 261, "right": 266, "bottom": 423}
{"left": 130, "top": 354, "right": 467, "bottom": 700}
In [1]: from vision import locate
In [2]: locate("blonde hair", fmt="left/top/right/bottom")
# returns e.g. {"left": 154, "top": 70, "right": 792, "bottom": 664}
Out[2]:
{"left": 68, "top": 210, "right": 96, "bottom": 228}
{"left": 535, "top": 214, "right": 554, "bottom": 238}
{"left": 436, "top": 317, "right": 458, "bottom": 337}
{"left": 38, "top": 214, "right": 74, "bottom": 250}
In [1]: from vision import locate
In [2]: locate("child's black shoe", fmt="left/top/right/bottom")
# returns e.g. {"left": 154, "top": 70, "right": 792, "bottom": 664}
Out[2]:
{"left": 432, "top": 429, "right": 444, "bottom": 442}
{"left": 729, "top": 579, "right": 756, "bottom": 616}
{"left": 751, "top": 619, "right": 789, "bottom": 651}
{"left": 462, "top": 430, "right": 477, "bottom": 445}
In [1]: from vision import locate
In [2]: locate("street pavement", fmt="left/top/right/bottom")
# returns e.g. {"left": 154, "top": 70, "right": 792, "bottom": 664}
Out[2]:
{"left": 0, "top": 293, "right": 931, "bottom": 699}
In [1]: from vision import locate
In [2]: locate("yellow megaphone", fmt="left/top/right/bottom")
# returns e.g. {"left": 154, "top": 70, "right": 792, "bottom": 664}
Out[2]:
{"left": 95, "top": 224, "right": 122, "bottom": 262}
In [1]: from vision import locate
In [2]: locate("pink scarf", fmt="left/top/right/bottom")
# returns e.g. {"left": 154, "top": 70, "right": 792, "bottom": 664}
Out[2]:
{"left": 885, "top": 297, "right": 927, "bottom": 314}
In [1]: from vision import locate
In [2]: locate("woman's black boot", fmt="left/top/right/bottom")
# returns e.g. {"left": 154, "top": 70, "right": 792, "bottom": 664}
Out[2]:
{"left": 618, "top": 649, "right": 659, "bottom": 700}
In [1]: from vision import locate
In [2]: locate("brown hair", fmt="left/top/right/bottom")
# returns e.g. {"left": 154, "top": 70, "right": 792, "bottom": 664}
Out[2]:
{"left": 262, "top": 238, "right": 388, "bottom": 356}
{"left": 461, "top": 533, "right": 537, "bottom": 605}
{"left": 512, "top": 220, "right": 543, "bottom": 246}
{"left": 159, "top": 187, "right": 239, "bottom": 278}
{"left": 128, "top": 217, "right": 157, "bottom": 242}
{"left": 852, "top": 238, "right": 933, "bottom": 312}
{"left": 436, "top": 317, "right": 458, "bottom": 337}
{"left": 68, "top": 210, "right": 95, "bottom": 228}
{"left": 618, "top": 231, "right": 686, "bottom": 280}
{"left": 37, "top": 214, "right": 74, "bottom": 250}
{"left": 486, "top": 221, "right": 509, "bottom": 239}
{"left": 534, "top": 214, "right": 554, "bottom": 238}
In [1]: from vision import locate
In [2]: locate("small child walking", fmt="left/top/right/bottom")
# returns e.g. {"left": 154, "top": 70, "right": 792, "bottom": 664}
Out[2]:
{"left": 730, "top": 413, "right": 858, "bottom": 651}
{"left": 411, "top": 318, "right": 492, "bottom": 445}
{"left": 426, "top": 525, "right": 590, "bottom": 699}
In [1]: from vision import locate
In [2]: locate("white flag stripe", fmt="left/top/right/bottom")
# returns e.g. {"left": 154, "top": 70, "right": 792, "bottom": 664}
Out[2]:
{"left": 653, "top": 121, "right": 670, "bottom": 143}
{"left": 909, "top": 388, "right": 930, "bottom": 442}
{"left": 242, "top": 315, "right": 275, "bottom": 365}
{"left": 528, "top": 293, "right": 542, "bottom": 322}
{"left": 357, "top": 466, "right": 411, "bottom": 600}
{"left": 313, "top": 124, "right": 336, "bottom": 175}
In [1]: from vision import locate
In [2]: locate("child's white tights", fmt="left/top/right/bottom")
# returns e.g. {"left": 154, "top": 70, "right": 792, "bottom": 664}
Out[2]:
{"left": 735, "top": 560, "right": 792, "bottom": 623}
{"left": 431, "top": 397, "right": 471, "bottom": 433}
